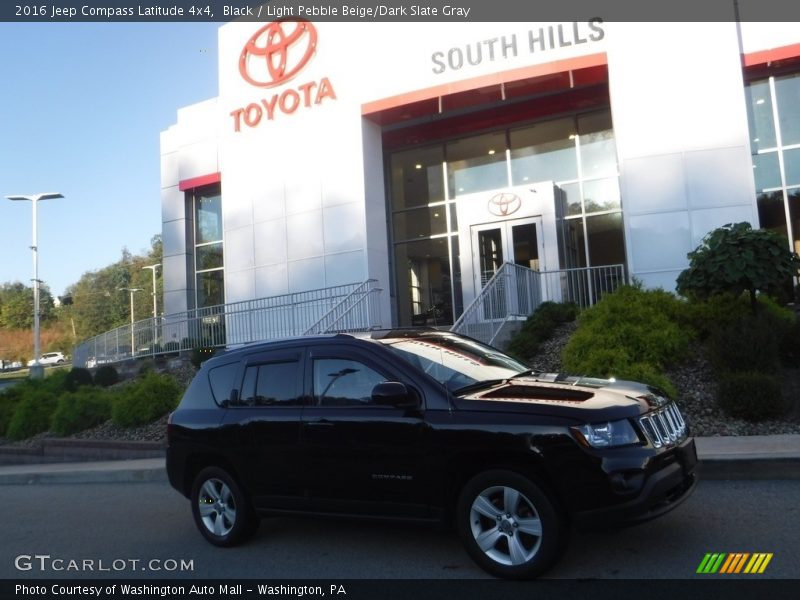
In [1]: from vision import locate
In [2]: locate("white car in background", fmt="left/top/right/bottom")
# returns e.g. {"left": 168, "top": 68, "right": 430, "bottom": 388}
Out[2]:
{"left": 27, "top": 352, "right": 68, "bottom": 367}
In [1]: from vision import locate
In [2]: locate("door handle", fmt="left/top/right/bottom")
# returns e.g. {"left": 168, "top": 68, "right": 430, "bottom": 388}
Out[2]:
{"left": 305, "top": 420, "right": 335, "bottom": 428}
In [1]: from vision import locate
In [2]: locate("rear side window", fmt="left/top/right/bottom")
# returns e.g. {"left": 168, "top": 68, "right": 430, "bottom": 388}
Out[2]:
{"left": 241, "top": 360, "right": 304, "bottom": 406}
{"left": 208, "top": 363, "right": 239, "bottom": 404}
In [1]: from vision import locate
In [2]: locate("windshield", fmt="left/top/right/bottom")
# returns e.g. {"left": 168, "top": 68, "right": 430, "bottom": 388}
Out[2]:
{"left": 379, "top": 334, "right": 528, "bottom": 392}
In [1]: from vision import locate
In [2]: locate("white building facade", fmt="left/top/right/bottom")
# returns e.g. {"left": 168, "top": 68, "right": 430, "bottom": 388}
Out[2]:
{"left": 160, "top": 20, "right": 800, "bottom": 334}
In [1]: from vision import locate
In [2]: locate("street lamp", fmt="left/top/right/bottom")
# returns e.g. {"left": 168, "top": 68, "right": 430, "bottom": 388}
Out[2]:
{"left": 6, "top": 192, "right": 64, "bottom": 379}
{"left": 141, "top": 264, "right": 160, "bottom": 319}
{"left": 118, "top": 287, "right": 141, "bottom": 355}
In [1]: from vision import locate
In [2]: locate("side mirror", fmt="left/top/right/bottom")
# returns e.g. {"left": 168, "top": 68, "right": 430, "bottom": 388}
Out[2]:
{"left": 371, "top": 382, "right": 417, "bottom": 408}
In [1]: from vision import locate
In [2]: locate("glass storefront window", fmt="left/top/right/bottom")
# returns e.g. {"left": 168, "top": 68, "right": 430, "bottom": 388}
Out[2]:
{"left": 196, "top": 270, "right": 224, "bottom": 308}
{"left": 561, "top": 217, "right": 587, "bottom": 269}
{"left": 578, "top": 111, "right": 618, "bottom": 179}
{"left": 783, "top": 147, "right": 800, "bottom": 187}
{"left": 775, "top": 74, "right": 800, "bottom": 146}
{"left": 586, "top": 212, "right": 626, "bottom": 266}
{"left": 394, "top": 237, "right": 454, "bottom": 327}
{"left": 393, "top": 206, "right": 449, "bottom": 241}
{"left": 756, "top": 191, "right": 787, "bottom": 236}
{"left": 509, "top": 118, "right": 578, "bottom": 184}
{"left": 196, "top": 192, "right": 222, "bottom": 244}
{"left": 196, "top": 243, "right": 224, "bottom": 271}
{"left": 752, "top": 152, "right": 782, "bottom": 191}
{"left": 583, "top": 177, "right": 621, "bottom": 214}
{"left": 192, "top": 184, "right": 224, "bottom": 309}
{"left": 446, "top": 132, "right": 508, "bottom": 196}
{"left": 390, "top": 146, "right": 445, "bottom": 210}
{"left": 789, "top": 188, "right": 800, "bottom": 255}
{"left": 745, "top": 80, "right": 777, "bottom": 151}
{"left": 560, "top": 182, "right": 582, "bottom": 216}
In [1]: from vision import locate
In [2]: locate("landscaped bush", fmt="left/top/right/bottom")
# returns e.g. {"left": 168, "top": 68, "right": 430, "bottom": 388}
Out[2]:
{"left": 5, "top": 380, "right": 60, "bottom": 440}
{"left": 111, "top": 371, "right": 181, "bottom": 428}
{"left": 93, "top": 365, "right": 119, "bottom": 387}
{"left": 707, "top": 311, "right": 785, "bottom": 375}
{"left": 50, "top": 387, "right": 112, "bottom": 436}
{"left": 562, "top": 285, "right": 694, "bottom": 397}
{"left": 64, "top": 367, "right": 94, "bottom": 392}
{"left": 506, "top": 302, "right": 579, "bottom": 361}
{"left": 717, "top": 371, "right": 788, "bottom": 421}
{"left": 0, "top": 385, "right": 25, "bottom": 437}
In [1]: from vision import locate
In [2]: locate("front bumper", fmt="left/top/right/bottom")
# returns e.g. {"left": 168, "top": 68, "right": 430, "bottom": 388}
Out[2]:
{"left": 573, "top": 437, "right": 699, "bottom": 528}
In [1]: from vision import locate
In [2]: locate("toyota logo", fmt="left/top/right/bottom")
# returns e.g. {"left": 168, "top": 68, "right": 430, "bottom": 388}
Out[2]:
{"left": 487, "top": 193, "right": 522, "bottom": 217}
{"left": 239, "top": 20, "right": 317, "bottom": 88}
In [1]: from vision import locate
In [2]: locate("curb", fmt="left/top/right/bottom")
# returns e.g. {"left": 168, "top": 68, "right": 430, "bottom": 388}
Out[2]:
{"left": 0, "top": 459, "right": 167, "bottom": 485}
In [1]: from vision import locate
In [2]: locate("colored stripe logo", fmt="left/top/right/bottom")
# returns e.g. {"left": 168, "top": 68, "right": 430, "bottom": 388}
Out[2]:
{"left": 696, "top": 553, "right": 773, "bottom": 574}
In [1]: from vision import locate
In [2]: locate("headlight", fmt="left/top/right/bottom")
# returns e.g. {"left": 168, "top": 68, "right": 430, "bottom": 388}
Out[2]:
{"left": 572, "top": 419, "right": 640, "bottom": 448}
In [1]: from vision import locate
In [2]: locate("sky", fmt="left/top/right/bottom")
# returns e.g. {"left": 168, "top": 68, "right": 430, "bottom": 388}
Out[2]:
{"left": 0, "top": 22, "right": 222, "bottom": 296}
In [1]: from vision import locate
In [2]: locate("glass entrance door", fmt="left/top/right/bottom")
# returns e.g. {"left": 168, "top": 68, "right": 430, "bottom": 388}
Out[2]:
{"left": 471, "top": 217, "right": 544, "bottom": 319}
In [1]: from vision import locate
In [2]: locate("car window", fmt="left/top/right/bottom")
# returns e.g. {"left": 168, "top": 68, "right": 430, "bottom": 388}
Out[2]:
{"left": 313, "top": 358, "right": 387, "bottom": 407}
{"left": 240, "top": 360, "right": 304, "bottom": 406}
{"left": 208, "top": 363, "right": 239, "bottom": 404}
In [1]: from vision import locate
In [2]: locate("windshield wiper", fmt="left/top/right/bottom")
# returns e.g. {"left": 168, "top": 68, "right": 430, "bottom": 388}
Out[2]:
{"left": 452, "top": 378, "right": 507, "bottom": 395}
{"left": 509, "top": 369, "right": 541, "bottom": 379}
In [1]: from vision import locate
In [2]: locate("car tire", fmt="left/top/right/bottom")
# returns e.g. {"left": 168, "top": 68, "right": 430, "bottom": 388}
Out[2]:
{"left": 456, "top": 469, "right": 565, "bottom": 579}
{"left": 190, "top": 466, "right": 259, "bottom": 547}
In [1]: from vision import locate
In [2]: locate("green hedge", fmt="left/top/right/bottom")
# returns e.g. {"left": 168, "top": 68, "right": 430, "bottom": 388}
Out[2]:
{"left": 562, "top": 285, "right": 693, "bottom": 397}
{"left": 111, "top": 371, "right": 181, "bottom": 428}
{"left": 50, "top": 387, "right": 113, "bottom": 436}
{"left": 506, "top": 301, "right": 578, "bottom": 361}
{"left": 717, "top": 371, "right": 788, "bottom": 421}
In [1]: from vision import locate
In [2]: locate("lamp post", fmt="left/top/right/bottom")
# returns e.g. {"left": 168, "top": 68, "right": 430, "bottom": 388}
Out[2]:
{"left": 118, "top": 287, "right": 141, "bottom": 356}
{"left": 6, "top": 193, "right": 64, "bottom": 379}
{"left": 141, "top": 264, "right": 160, "bottom": 319}
{"left": 142, "top": 263, "right": 161, "bottom": 355}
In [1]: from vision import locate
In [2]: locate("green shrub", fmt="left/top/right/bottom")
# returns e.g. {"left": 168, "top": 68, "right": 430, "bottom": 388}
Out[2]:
{"left": 163, "top": 341, "right": 180, "bottom": 354}
{"left": 5, "top": 380, "right": 60, "bottom": 440}
{"left": 0, "top": 384, "right": 25, "bottom": 437}
{"left": 717, "top": 371, "right": 787, "bottom": 421}
{"left": 562, "top": 285, "right": 693, "bottom": 397}
{"left": 64, "top": 367, "right": 94, "bottom": 392}
{"left": 708, "top": 310, "right": 787, "bottom": 375}
{"left": 506, "top": 302, "right": 579, "bottom": 361}
{"left": 93, "top": 365, "right": 119, "bottom": 387}
{"left": 111, "top": 372, "right": 181, "bottom": 428}
{"left": 50, "top": 387, "right": 112, "bottom": 436}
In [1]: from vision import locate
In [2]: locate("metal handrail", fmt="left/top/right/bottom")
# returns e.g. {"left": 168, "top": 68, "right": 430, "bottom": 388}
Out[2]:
{"left": 451, "top": 263, "right": 626, "bottom": 345}
{"left": 71, "top": 281, "right": 383, "bottom": 367}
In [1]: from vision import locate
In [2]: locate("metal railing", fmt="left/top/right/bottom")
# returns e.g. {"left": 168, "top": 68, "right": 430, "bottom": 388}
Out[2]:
{"left": 451, "top": 263, "right": 626, "bottom": 346}
{"left": 72, "top": 280, "right": 383, "bottom": 367}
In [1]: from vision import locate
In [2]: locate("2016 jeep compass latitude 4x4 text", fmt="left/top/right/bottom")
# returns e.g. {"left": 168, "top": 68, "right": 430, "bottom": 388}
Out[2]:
{"left": 166, "top": 329, "right": 697, "bottom": 579}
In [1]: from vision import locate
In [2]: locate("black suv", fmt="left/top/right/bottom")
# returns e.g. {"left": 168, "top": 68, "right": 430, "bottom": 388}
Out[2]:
{"left": 167, "top": 329, "right": 697, "bottom": 579}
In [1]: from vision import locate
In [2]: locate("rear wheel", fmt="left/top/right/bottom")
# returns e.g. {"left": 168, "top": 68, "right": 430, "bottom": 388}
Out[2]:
{"left": 456, "top": 470, "right": 565, "bottom": 579}
{"left": 190, "top": 466, "right": 259, "bottom": 546}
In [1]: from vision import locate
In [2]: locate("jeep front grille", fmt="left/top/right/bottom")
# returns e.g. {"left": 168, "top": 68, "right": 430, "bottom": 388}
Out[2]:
{"left": 638, "top": 403, "right": 687, "bottom": 449}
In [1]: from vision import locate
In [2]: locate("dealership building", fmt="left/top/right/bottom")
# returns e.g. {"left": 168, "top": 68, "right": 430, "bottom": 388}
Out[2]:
{"left": 159, "top": 19, "right": 800, "bottom": 342}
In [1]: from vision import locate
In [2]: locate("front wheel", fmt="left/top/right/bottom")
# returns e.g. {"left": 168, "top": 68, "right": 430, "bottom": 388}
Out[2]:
{"left": 190, "top": 466, "right": 259, "bottom": 547}
{"left": 456, "top": 470, "right": 566, "bottom": 579}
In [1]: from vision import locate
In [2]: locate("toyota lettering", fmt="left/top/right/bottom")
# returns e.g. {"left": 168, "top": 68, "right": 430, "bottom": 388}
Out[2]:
{"left": 231, "top": 19, "right": 337, "bottom": 132}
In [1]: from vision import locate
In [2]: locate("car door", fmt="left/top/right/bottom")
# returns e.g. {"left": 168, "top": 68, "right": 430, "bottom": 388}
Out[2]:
{"left": 219, "top": 347, "right": 308, "bottom": 511}
{"left": 299, "top": 343, "right": 433, "bottom": 518}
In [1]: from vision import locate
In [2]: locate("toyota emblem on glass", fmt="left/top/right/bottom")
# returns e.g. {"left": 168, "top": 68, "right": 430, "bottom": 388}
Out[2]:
{"left": 487, "top": 192, "right": 522, "bottom": 217}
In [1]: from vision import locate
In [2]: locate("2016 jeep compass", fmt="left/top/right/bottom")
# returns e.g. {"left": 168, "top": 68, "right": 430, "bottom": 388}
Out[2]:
{"left": 166, "top": 329, "right": 697, "bottom": 579}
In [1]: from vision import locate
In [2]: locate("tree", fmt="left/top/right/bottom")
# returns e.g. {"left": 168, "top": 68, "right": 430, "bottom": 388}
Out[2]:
{"left": 0, "top": 282, "right": 56, "bottom": 329}
{"left": 676, "top": 222, "right": 800, "bottom": 313}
